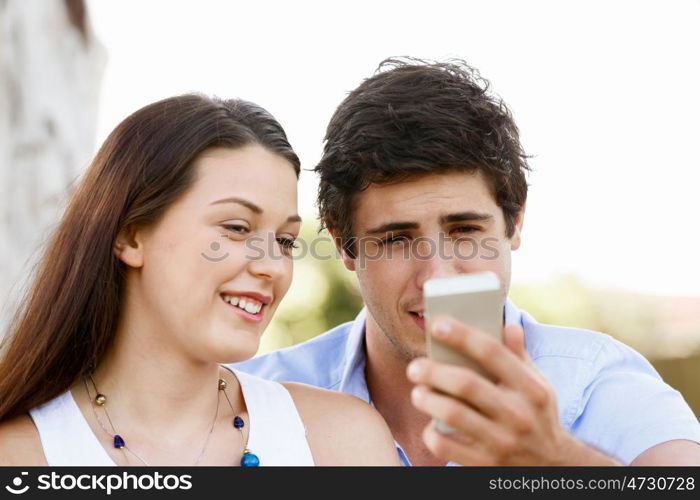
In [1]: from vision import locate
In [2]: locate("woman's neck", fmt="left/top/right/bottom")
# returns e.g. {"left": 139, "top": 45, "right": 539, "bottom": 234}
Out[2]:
{"left": 87, "top": 301, "right": 242, "bottom": 438}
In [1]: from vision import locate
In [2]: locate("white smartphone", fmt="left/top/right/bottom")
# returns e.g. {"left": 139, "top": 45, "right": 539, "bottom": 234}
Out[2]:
{"left": 423, "top": 271, "right": 504, "bottom": 433}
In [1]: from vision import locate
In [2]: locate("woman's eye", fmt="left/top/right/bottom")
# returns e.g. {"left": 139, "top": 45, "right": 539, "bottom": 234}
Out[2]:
{"left": 276, "top": 237, "right": 299, "bottom": 251}
{"left": 222, "top": 224, "right": 249, "bottom": 236}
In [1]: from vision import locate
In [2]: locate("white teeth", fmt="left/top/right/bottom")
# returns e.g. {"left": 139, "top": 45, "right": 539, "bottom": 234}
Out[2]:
{"left": 417, "top": 312, "right": 424, "bottom": 318}
{"left": 222, "top": 295, "right": 263, "bottom": 315}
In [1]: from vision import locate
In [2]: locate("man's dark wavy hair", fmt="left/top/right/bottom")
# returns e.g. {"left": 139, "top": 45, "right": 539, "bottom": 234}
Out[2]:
{"left": 315, "top": 57, "right": 530, "bottom": 257}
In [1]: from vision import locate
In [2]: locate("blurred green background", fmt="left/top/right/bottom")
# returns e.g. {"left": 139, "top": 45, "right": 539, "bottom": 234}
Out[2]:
{"left": 262, "top": 222, "right": 700, "bottom": 418}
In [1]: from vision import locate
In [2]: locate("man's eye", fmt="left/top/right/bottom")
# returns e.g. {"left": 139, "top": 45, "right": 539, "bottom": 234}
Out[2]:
{"left": 382, "top": 234, "right": 410, "bottom": 245}
{"left": 452, "top": 226, "right": 479, "bottom": 235}
{"left": 277, "top": 237, "right": 299, "bottom": 250}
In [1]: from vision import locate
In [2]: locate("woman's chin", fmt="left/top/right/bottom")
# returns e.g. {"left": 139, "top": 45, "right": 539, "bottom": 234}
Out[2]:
{"left": 211, "top": 334, "right": 261, "bottom": 364}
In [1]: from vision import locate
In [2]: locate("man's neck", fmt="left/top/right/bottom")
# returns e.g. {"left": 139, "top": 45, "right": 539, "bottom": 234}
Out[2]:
{"left": 364, "top": 316, "right": 447, "bottom": 466}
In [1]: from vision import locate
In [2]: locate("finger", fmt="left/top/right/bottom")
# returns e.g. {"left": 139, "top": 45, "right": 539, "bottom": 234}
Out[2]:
{"left": 422, "top": 424, "right": 496, "bottom": 466}
{"left": 430, "top": 316, "right": 530, "bottom": 389}
{"left": 407, "top": 358, "right": 503, "bottom": 419}
{"left": 408, "top": 358, "right": 539, "bottom": 430}
{"left": 503, "top": 324, "right": 527, "bottom": 361}
{"left": 431, "top": 317, "right": 552, "bottom": 407}
{"left": 503, "top": 325, "right": 551, "bottom": 390}
{"left": 410, "top": 384, "right": 498, "bottom": 441}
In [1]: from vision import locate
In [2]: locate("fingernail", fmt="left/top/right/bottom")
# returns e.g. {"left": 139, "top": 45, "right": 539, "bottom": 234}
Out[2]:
{"left": 411, "top": 385, "right": 425, "bottom": 403}
{"left": 434, "top": 320, "right": 452, "bottom": 338}
{"left": 407, "top": 360, "right": 423, "bottom": 379}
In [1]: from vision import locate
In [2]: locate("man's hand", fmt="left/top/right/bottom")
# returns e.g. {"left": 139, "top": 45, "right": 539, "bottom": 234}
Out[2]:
{"left": 407, "top": 316, "right": 620, "bottom": 465}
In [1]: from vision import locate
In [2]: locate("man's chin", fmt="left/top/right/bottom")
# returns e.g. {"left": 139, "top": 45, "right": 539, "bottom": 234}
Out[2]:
{"left": 398, "top": 321, "right": 428, "bottom": 360}
{"left": 393, "top": 335, "right": 428, "bottom": 362}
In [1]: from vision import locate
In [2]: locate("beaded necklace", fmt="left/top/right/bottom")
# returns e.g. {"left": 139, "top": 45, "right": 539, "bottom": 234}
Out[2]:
{"left": 83, "top": 370, "right": 260, "bottom": 466}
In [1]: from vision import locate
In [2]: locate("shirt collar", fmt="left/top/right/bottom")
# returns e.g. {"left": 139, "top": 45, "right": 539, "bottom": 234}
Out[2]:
{"left": 337, "top": 299, "right": 523, "bottom": 466}
{"left": 337, "top": 307, "right": 371, "bottom": 402}
{"left": 504, "top": 298, "right": 524, "bottom": 327}
{"left": 338, "top": 299, "right": 523, "bottom": 400}
{"left": 336, "top": 307, "right": 412, "bottom": 464}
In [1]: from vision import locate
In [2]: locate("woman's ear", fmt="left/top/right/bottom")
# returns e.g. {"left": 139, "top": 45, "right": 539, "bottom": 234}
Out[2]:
{"left": 113, "top": 226, "right": 145, "bottom": 268}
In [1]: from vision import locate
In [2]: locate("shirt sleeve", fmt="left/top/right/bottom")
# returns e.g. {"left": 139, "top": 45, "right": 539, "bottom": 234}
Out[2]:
{"left": 569, "top": 337, "right": 700, "bottom": 464}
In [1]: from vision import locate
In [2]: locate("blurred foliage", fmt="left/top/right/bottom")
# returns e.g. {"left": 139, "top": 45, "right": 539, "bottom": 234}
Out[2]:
{"left": 653, "top": 354, "right": 700, "bottom": 421}
{"left": 258, "top": 222, "right": 362, "bottom": 353}
{"left": 510, "top": 274, "right": 700, "bottom": 360}
{"left": 510, "top": 275, "right": 700, "bottom": 417}
{"left": 511, "top": 274, "right": 700, "bottom": 416}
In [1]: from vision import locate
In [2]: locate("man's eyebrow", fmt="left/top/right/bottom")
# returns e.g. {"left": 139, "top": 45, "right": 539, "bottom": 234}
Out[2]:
{"left": 440, "top": 212, "right": 493, "bottom": 224}
{"left": 210, "top": 196, "right": 301, "bottom": 223}
{"left": 365, "top": 221, "right": 420, "bottom": 235}
{"left": 364, "top": 212, "right": 493, "bottom": 234}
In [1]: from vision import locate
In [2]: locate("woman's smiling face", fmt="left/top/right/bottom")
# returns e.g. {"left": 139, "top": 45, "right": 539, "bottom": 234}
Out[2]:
{"left": 116, "top": 145, "right": 300, "bottom": 363}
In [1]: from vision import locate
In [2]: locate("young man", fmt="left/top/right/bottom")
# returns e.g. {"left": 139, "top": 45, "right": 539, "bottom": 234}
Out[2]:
{"left": 235, "top": 58, "right": 700, "bottom": 466}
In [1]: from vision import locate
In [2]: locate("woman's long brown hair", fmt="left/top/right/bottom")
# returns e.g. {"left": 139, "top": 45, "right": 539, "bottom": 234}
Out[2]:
{"left": 0, "top": 94, "right": 300, "bottom": 422}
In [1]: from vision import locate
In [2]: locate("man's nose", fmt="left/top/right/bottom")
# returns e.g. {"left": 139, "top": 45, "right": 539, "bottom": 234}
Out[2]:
{"left": 413, "top": 239, "right": 459, "bottom": 290}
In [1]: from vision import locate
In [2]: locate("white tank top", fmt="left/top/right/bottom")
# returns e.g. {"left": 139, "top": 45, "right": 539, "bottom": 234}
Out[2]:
{"left": 29, "top": 368, "right": 314, "bottom": 466}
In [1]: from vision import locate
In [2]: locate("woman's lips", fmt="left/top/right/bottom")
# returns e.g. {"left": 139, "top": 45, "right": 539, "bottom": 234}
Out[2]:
{"left": 221, "top": 295, "right": 265, "bottom": 323}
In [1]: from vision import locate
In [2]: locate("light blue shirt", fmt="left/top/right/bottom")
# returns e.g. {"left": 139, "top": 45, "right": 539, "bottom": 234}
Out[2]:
{"left": 234, "top": 300, "right": 700, "bottom": 465}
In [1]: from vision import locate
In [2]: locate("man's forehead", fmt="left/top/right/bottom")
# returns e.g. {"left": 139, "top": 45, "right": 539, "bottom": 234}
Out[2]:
{"left": 351, "top": 170, "right": 498, "bottom": 228}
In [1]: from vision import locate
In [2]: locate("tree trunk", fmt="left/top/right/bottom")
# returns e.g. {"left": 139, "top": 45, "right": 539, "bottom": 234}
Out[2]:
{"left": 0, "top": 0, "right": 105, "bottom": 335}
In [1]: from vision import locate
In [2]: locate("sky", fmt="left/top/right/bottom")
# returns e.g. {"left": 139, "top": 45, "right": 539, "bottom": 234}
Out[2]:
{"left": 86, "top": 0, "right": 700, "bottom": 297}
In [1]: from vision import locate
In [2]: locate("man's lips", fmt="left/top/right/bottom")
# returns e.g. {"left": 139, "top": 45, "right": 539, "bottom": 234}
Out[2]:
{"left": 409, "top": 311, "right": 425, "bottom": 330}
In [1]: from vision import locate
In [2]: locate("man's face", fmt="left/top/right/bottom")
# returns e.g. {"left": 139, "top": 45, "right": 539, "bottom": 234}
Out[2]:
{"left": 340, "top": 170, "right": 524, "bottom": 361}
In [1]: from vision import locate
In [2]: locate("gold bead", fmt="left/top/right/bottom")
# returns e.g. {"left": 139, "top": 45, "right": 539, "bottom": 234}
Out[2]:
{"left": 218, "top": 378, "right": 227, "bottom": 390}
{"left": 95, "top": 394, "right": 106, "bottom": 406}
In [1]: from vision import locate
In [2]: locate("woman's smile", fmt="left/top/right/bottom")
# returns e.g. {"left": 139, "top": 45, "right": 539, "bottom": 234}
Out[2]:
{"left": 220, "top": 291, "right": 272, "bottom": 324}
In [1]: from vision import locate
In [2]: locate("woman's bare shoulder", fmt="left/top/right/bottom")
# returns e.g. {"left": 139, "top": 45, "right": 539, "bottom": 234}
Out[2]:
{"left": 282, "top": 382, "right": 401, "bottom": 466}
{"left": 0, "top": 414, "right": 47, "bottom": 465}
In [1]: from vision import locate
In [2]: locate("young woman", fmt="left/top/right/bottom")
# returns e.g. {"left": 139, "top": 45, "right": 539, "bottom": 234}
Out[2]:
{"left": 0, "top": 95, "right": 400, "bottom": 466}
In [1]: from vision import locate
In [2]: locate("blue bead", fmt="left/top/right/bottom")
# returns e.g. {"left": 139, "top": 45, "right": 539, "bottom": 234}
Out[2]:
{"left": 240, "top": 451, "right": 259, "bottom": 467}
{"left": 233, "top": 416, "right": 244, "bottom": 429}
{"left": 113, "top": 435, "right": 125, "bottom": 448}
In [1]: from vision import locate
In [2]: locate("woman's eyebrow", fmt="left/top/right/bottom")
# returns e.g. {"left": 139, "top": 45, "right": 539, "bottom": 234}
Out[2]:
{"left": 209, "top": 196, "right": 262, "bottom": 213}
{"left": 210, "top": 196, "right": 301, "bottom": 223}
